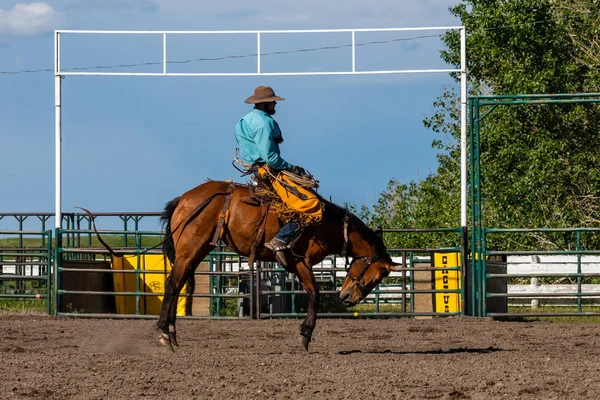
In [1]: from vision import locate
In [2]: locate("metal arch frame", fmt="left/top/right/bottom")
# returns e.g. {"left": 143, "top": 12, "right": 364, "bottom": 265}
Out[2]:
{"left": 54, "top": 26, "right": 467, "bottom": 231}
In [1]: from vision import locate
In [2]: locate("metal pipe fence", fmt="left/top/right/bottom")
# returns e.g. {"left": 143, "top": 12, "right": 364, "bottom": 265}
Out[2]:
{"left": 0, "top": 230, "right": 52, "bottom": 313}
{"left": 1, "top": 213, "right": 467, "bottom": 318}
{"left": 482, "top": 227, "right": 600, "bottom": 318}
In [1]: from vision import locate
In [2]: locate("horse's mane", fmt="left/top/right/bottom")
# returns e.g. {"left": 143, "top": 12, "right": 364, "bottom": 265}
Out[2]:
{"left": 321, "top": 198, "right": 388, "bottom": 257}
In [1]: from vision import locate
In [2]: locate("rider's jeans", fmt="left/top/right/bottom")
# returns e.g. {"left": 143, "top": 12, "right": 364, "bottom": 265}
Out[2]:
{"left": 275, "top": 221, "right": 299, "bottom": 245}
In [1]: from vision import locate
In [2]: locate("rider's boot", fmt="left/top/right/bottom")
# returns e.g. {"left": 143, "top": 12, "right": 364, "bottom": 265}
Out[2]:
{"left": 265, "top": 237, "right": 293, "bottom": 267}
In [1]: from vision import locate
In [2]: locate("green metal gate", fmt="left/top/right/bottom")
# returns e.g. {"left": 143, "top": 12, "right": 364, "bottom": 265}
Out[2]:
{"left": 469, "top": 94, "right": 600, "bottom": 317}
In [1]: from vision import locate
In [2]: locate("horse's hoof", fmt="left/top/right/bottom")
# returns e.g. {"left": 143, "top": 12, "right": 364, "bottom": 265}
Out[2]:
{"left": 300, "top": 335, "right": 310, "bottom": 352}
{"left": 159, "top": 335, "right": 175, "bottom": 352}
{"left": 170, "top": 333, "right": 179, "bottom": 347}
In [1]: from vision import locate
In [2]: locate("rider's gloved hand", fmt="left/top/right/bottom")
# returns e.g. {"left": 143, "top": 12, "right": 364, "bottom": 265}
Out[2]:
{"left": 289, "top": 165, "right": 307, "bottom": 177}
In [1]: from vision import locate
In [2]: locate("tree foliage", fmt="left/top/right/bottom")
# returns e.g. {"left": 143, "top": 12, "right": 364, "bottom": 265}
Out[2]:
{"left": 363, "top": 0, "right": 600, "bottom": 250}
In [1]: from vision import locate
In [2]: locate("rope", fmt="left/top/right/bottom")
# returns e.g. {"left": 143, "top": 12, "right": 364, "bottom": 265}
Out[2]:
{"left": 233, "top": 149, "right": 319, "bottom": 189}
{"left": 265, "top": 167, "right": 319, "bottom": 189}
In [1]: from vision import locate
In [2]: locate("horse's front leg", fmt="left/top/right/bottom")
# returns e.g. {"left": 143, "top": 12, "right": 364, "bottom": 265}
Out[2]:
{"left": 295, "top": 262, "right": 319, "bottom": 352}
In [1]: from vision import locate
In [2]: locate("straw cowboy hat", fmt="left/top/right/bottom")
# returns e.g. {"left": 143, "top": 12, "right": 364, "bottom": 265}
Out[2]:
{"left": 244, "top": 86, "right": 285, "bottom": 104}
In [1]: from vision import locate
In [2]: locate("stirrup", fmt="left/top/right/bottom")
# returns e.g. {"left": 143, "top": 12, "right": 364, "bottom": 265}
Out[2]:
{"left": 273, "top": 250, "right": 290, "bottom": 266}
{"left": 265, "top": 238, "right": 289, "bottom": 252}
{"left": 265, "top": 238, "right": 291, "bottom": 266}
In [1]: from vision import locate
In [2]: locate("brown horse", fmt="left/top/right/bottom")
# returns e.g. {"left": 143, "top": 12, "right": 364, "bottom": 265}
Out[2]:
{"left": 157, "top": 180, "right": 399, "bottom": 351}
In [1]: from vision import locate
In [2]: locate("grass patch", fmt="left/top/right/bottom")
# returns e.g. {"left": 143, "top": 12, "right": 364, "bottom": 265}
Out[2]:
{"left": 0, "top": 235, "right": 163, "bottom": 249}
{"left": 350, "top": 303, "right": 409, "bottom": 313}
{"left": 0, "top": 299, "right": 47, "bottom": 313}
{"left": 506, "top": 306, "right": 600, "bottom": 322}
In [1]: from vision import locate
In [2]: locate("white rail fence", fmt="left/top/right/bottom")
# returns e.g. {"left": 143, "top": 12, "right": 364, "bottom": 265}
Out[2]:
{"left": 506, "top": 255, "right": 600, "bottom": 307}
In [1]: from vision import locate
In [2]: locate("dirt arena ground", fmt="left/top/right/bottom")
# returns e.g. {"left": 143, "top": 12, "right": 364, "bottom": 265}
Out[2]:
{"left": 1, "top": 313, "right": 600, "bottom": 399}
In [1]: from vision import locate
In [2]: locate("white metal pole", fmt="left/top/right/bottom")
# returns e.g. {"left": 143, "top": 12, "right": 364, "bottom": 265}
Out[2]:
{"left": 257, "top": 32, "right": 261, "bottom": 74}
{"left": 460, "top": 27, "right": 467, "bottom": 227}
{"left": 163, "top": 33, "right": 167, "bottom": 74}
{"left": 351, "top": 31, "right": 356, "bottom": 73}
{"left": 54, "top": 31, "right": 62, "bottom": 229}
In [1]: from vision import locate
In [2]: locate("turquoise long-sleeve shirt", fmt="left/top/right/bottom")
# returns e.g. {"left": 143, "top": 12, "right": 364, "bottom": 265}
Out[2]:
{"left": 235, "top": 109, "right": 292, "bottom": 171}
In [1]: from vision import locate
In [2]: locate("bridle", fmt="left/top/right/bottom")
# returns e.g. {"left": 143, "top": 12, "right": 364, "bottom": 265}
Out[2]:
{"left": 340, "top": 210, "right": 385, "bottom": 297}
{"left": 345, "top": 254, "right": 385, "bottom": 297}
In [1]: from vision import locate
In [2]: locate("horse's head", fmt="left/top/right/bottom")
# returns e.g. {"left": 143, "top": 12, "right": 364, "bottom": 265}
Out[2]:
{"left": 338, "top": 225, "right": 400, "bottom": 307}
{"left": 339, "top": 253, "right": 399, "bottom": 306}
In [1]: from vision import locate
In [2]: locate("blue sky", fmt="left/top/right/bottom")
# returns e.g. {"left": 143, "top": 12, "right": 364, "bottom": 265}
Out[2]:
{"left": 1, "top": 1, "right": 460, "bottom": 226}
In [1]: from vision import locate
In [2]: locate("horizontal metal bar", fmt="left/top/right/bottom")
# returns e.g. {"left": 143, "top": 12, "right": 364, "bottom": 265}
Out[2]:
{"left": 387, "top": 248, "right": 460, "bottom": 252}
{"left": 384, "top": 228, "right": 462, "bottom": 233}
{"left": 262, "top": 289, "right": 459, "bottom": 295}
{"left": 59, "top": 268, "right": 154, "bottom": 274}
{"left": 260, "top": 267, "right": 343, "bottom": 273}
{"left": 479, "top": 99, "right": 600, "bottom": 106}
{"left": 487, "top": 250, "right": 600, "bottom": 256}
{"left": 472, "top": 93, "right": 600, "bottom": 99}
{"left": 488, "top": 292, "right": 600, "bottom": 298}
{"left": 0, "top": 294, "right": 47, "bottom": 298}
{"left": 488, "top": 273, "right": 600, "bottom": 278}
{"left": 57, "top": 26, "right": 464, "bottom": 34}
{"left": 487, "top": 312, "right": 600, "bottom": 318}
{"left": 0, "top": 231, "right": 51, "bottom": 235}
{"left": 193, "top": 271, "right": 251, "bottom": 276}
{"left": 1, "top": 262, "right": 49, "bottom": 266}
{"left": 0, "top": 248, "right": 49, "bottom": 252}
{"left": 58, "top": 247, "right": 238, "bottom": 257}
{"left": 58, "top": 69, "right": 459, "bottom": 77}
{"left": 58, "top": 268, "right": 250, "bottom": 276}
{"left": 58, "top": 249, "right": 162, "bottom": 254}
{"left": 0, "top": 212, "right": 160, "bottom": 217}
{"left": 261, "top": 312, "right": 461, "bottom": 318}
{"left": 0, "top": 255, "right": 49, "bottom": 259}
{"left": 260, "top": 266, "right": 459, "bottom": 273}
{"left": 57, "top": 290, "right": 249, "bottom": 298}
{"left": 486, "top": 227, "right": 600, "bottom": 233}
{"left": 0, "top": 275, "right": 48, "bottom": 281}
{"left": 54, "top": 312, "right": 251, "bottom": 320}
{"left": 59, "top": 229, "right": 162, "bottom": 235}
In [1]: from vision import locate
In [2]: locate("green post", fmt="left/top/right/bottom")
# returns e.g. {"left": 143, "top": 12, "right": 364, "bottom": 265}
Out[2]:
{"left": 135, "top": 237, "right": 142, "bottom": 315}
{"left": 481, "top": 229, "right": 487, "bottom": 316}
{"left": 122, "top": 216, "right": 129, "bottom": 248}
{"left": 46, "top": 230, "right": 52, "bottom": 315}
{"left": 209, "top": 256, "right": 214, "bottom": 316}
{"left": 54, "top": 227, "right": 61, "bottom": 316}
{"left": 409, "top": 252, "right": 415, "bottom": 314}
{"left": 216, "top": 252, "right": 222, "bottom": 317}
{"left": 577, "top": 230, "right": 582, "bottom": 313}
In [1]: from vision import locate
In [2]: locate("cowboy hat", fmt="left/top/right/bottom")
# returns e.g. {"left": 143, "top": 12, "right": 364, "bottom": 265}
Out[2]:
{"left": 244, "top": 86, "right": 285, "bottom": 104}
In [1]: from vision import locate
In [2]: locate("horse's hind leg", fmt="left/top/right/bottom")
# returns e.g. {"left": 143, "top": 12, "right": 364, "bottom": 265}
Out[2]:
{"left": 158, "top": 244, "right": 212, "bottom": 350}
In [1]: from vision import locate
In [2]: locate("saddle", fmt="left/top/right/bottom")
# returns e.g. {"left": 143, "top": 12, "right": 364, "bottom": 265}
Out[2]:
{"left": 210, "top": 180, "right": 286, "bottom": 266}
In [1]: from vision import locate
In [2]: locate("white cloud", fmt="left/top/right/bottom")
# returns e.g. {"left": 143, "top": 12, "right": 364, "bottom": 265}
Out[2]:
{"left": 64, "top": 0, "right": 159, "bottom": 13}
{"left": 0, "top": 2, "right": 66, "bottom": 36}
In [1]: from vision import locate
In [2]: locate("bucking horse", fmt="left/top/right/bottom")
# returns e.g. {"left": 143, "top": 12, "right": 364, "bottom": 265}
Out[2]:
{"left": 157, "top": 180, "right": 400, "bottom": 351}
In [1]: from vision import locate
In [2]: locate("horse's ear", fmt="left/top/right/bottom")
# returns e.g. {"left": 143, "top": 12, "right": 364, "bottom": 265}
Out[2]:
{"left": 375, "top": 226, "right": 383, "bottom": 239}
{"left": 387, "top": 261, "right": 401, "bottom": 272}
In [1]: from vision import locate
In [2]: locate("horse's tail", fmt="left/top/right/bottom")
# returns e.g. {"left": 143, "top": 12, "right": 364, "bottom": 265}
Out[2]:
{"left": 160, "top": 195, "right": 197, "bottom": 316}
{"left": 160, "top": 196, "right": 180, "bottom": 264}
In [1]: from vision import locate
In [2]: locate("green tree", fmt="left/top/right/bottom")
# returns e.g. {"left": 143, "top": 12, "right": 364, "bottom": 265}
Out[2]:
{"left": 366, "top": 0, "right": 600, "bottom": 250}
